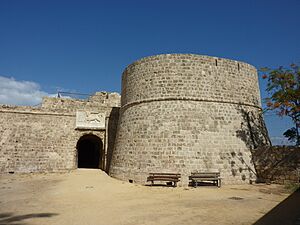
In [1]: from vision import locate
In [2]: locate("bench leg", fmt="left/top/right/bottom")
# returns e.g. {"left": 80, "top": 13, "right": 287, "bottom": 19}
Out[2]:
{"left": 151, "top": 180, "right": 154, "bottom": 186}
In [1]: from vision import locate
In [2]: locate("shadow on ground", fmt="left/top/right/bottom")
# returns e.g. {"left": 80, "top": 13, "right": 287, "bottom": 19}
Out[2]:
{"left": 188, "top": 181, "right": 219, "bottom": 187}
{"left": 253, "top": 188, "right": 300, "bottom": 225}
{"left": 145, "top": 183, "right": 178, "bottom": 187}
{"left": 0, "top": 212, "right": 58, "bottom": 225}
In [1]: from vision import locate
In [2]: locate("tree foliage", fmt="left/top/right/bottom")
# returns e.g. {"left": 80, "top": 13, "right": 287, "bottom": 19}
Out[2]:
{"left": 261, "top": 63, "right": 300, "bottom": 146}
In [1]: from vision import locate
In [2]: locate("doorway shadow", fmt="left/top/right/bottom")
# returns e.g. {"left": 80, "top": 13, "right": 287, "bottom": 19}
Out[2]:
{"left": 0, "top": 212, "right": 58, "bottom": 225}
{"left": 253, "top": 188, "right": 300, "bottom": 225}
{"left": 188, "top": 181, "right": 219, "bottom": 187}
{"left": 77, "top": 134, "right": 103, "bottom": 169}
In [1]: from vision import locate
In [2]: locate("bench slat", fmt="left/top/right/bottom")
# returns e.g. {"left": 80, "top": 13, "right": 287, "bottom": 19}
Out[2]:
{"left": 190, "top": 175, "right": 219, "bottom": 178}
{"left": 190, "top": 173, "right": 219, "bottom": 177}
{"left": 147, "top": 178, "right": 179, "bottom": 182}
{"left": 149, "top": 175, "right": 180, "bottom": 178}
{"left": 191, "top": 178, "right": 220, "bottom": 181}
{"left": 149, "top": 173, "right": 181, "bottom": 176}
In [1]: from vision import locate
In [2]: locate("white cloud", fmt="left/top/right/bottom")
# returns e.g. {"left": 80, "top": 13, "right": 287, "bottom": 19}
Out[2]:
{"left": 0, "top": 76, "right": 50, "bottom": 106}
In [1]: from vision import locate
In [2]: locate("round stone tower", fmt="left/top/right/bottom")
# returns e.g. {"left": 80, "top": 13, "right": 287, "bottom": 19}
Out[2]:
{"left": 110, "top": 54, "right": 268, "bottom": 185}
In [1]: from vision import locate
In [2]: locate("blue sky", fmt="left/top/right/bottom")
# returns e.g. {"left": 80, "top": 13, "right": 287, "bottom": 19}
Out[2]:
{"left": 0, "top": 0, "right": 299, "bottom": 144}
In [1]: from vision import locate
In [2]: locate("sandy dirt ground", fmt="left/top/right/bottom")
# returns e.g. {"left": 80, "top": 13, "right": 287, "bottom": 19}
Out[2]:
{"left": 0, "top": 169, "right": 293, "bottom": 225}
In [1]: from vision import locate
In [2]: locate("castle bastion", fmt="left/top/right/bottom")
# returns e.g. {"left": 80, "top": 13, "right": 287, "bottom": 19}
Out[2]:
{"left": 109, "top": 54, "right": 267, "bottom": 185}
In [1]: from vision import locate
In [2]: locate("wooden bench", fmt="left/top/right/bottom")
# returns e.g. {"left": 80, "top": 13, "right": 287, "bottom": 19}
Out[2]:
{"left": 189, "top": 172, "right": 221, "bottom": 187}
{"left": 147, "top": 173, "right": 181, "bottom": 187}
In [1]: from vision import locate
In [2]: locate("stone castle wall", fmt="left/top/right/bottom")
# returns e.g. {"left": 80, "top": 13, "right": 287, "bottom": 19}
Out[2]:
{"left": 110, "top": 54, "right": 268, "bottom": 185}
{"left": 0, "top": 53, "right": 272, "bottom": 186}
{"left": 0, "top": 92, "right": 120, "bottom": 173}
{"left": 253, "top": 146, "right": 300, "bottom": 184}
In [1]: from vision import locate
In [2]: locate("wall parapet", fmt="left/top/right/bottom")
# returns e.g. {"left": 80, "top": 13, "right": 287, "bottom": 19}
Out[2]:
{"left": 121, "top": 54, "right": 261, "bottom": 108}
{"left": 0, "top": 108, "right": 74, "bottom": 117}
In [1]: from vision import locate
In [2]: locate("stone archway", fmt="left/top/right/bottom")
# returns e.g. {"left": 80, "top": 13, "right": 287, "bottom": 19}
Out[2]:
{"left": 77, "top": 134, "right": 103, "bottom": 169}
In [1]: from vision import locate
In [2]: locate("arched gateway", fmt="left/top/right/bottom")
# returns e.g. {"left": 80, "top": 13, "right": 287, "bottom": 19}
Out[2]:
{"left": 77, "top": 134, "right": 103, "bottom": 169}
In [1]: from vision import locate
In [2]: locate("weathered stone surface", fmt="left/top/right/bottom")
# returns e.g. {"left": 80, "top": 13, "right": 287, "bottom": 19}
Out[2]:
{"left": 110, "top": 54, "right": 268, "bottom": 186}
{"left": 0, "top": 54, "right": 271, "bottom": 187}
{"left": 0, "top": 92, "right": 120, "bottom": 173}
{"left": 76, "top": 111, "right": 106, "bottom": 130}
{"left": 253, "top": 146, "right": 300, "bottom": 184}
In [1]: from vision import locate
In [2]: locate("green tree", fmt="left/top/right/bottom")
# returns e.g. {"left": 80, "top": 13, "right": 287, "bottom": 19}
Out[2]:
{"left": 261, "top": 63, "right": 300, "bottom": 146}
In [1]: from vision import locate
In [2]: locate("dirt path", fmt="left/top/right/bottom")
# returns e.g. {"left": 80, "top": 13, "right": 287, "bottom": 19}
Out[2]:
{"left": 0, "top": 169, "right": 291, "bottom": 225}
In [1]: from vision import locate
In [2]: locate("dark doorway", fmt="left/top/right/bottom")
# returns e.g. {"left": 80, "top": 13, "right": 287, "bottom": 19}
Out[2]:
{"left": 77, "top": 135, "right": 103, "bottom": 169}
